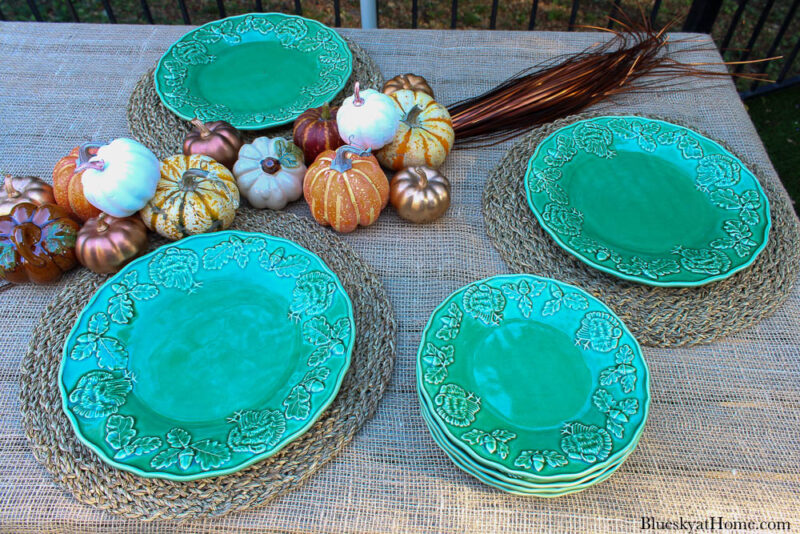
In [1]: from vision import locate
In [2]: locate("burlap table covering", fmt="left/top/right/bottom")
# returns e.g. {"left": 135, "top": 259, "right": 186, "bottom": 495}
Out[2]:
{"left": 1, "top": 21, "right": 798, "bottom": 533}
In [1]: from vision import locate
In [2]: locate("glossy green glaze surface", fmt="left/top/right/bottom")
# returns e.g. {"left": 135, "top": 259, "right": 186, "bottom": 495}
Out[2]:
{"left": 525, "top": 116, "right": 771, "bottom": 286}
{"left": 60, "top": 231, "right": 355, "bottom": 480}
{"left": 154, "top": 13, "right": 352, "bottom": 129}
{"left": 416, "top": 274, "right": 650, "bottom": 482}
{"left": 420, "top": 401, "right": 634, "bottom": 496}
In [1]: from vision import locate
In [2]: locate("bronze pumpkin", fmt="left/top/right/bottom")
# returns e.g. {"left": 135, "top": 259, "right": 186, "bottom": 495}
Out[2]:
{"left": 383, "top": 74, "right": 435, "bottom": 99}
{"left": 390, "top": 166, "right": 450, "bottom": 224}
{"left": 75, "top": 213, "right": 149, "bottom": 274}
{"left": 0, "top": 175, "right": 56, "bottom": 216}
{"left": 0, "top": 202, "right": 80, "bottom": 284}
{"left": 182, "top": 119, "right": 243, "bottom": 170}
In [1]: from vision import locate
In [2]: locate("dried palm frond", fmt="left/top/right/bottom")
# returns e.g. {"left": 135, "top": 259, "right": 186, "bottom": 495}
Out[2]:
{"left": 448, "top": 11, "right": 776, "bottom": 148}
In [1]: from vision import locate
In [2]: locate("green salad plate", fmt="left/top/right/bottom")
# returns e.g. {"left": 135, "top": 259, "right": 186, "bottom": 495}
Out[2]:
{"left": 416, "top": 274, "right": 650, "bottom": 485}
{"left": 154, "top": 13, "right": 353, "bottom": 129}
{"left": 420, "top": 405, "right": 635, "bottom": 496}
{"left": 525, "top": 116, "right": 771, "bottom": 286}
{"left": 60, "top": 231, "right": 355, "bottom": 480}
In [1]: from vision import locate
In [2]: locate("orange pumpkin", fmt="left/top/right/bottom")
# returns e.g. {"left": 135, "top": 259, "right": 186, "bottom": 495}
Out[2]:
{"left": 303, "top": 145, "right": 389, "bottom": 233}
{"left": 52, "top": 143, "right": 103, "bottom": 221}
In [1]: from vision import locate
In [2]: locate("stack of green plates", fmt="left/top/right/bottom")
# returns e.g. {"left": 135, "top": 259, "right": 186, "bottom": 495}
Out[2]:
{"left": 416, "top": 274, "right": 650, "bottom": 496}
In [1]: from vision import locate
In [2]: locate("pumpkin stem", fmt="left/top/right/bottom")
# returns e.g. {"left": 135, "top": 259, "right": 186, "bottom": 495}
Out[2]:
{"left": 414, "top": 167, "right": 429, "bottom": 188}
{"left": 260, "top": 157, "right": 281, "bottom": 174}
{"left": 330, "top": 144, "right": 371, "bottom": 173}
{"left": 353, "top": 82, "right": 364, "bottom": 107}
{"left": 3, "top": 175, "right": 19, "bottom": 198}
{"left": 78, "top": 142, "right": 104, "bottom": 166}
{"left": 320, "top": 103, "right": 332, "bottom": 120}
{"left": 404, "top": 106, "right": 424, "bottom": 128}
{"left": 181, "top": 168, "right": 209, "bottom": 191}
{"left": 191, "top": 118, "right": 212, "bottom": 138}
{"left": 96, "top": 212, "right": 110, "bottom": 233}
{"left": 10, "top": 225, "right": 46, "bottom": 268}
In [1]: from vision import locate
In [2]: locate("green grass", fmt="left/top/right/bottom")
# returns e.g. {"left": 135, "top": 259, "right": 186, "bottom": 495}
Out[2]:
{"left": 747, "top": 86, "right": 800, "bottom": 215}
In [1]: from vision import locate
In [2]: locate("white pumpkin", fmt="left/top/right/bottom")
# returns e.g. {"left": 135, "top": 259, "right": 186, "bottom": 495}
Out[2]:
{"left": 233, "top": 137, "right": 307, "bottom": 210}
{"left": 336, "top": 82, "right": 401, "bottom": 150}
{"left": 80, "top": 138, "right": 160, "bottom": 217}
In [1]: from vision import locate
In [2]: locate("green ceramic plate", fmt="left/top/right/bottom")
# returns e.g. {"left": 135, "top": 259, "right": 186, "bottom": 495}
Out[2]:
{"left": 416, "top": 274, "right": 650, "bottom": 482}
{"left": 60, "top": 231, "right": 355, "bottom": 480}
{"left": 154, "top": 13, "right": 353, "bottom": 129}
{"left": 419, "top": 389, "right": 638, "bottom": 487}
{"left": 420, "top": 403, "right": 633, "bottom": 496}
{"left": 525, "top": 116, "right": 771, "bottom": 286}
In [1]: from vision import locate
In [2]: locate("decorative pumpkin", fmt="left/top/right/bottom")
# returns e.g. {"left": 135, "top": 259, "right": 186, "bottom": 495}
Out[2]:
{"left": 140, "top": 154, "right": 240, "bottom": 241}
{"left": 304, "top": 145, "right": 389, "bottom": 233}
{"left": 53, "top": 142, "right": 103, "bottom": 221}
{"left": 0, "top": 202, "right": 80, "bottom": 284}
{"left": 1, "top": 175, "right": 56, "bottom": 216}
{"left": 233, "top": 137, "right": 307, "bottom": 210}
{"left": 75, "top": 213, "right": 149, "bottom": 274}
{"left": 383, "top": 73, "right": 435, "bottom": 99}
{"left": 377, "top": 90, "right": 455, "bottom": 170}
{"left": 336, "top": 82, "right": 401, "bottom": 150}
{"left": 79, "top": 138, "right": 161, "bottom": 218}
{"left": 293, "top": 103, "right": 345, "bottom": 165}
{"left": 183, "top": 119, "right": 242, "bottom": 170}
{"left": 390, "top": 166, "right": 451, "bottom": 223}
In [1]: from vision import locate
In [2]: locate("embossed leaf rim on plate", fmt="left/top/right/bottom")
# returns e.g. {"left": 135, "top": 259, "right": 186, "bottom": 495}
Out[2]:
{"left": 419, "top": 401, "right": 636, "bottom": 496}
{"left": 154, "top": 13, "right": 353, "bottom": 129}
{"left": 416, "top": 274, "right": 650, "bottom": 482}
{"left": 59, "top": 230, "right": 355, "bottom": 481}
{"left": 524, "top": 116, "right": 771, "bottom": 287}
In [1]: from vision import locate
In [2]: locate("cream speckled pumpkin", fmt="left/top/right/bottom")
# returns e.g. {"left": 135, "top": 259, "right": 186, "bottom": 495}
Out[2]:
{"left": 376, "top": 90, "right": 454, "bottom": 170}
{"left": 140, "top": 155, "right": 240, "bottom": 240}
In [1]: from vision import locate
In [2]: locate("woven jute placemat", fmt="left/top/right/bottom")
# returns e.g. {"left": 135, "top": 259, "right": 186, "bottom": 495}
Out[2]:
{"left": 484, "top": 112, "right": 800, "bottom": 348}
{"left": 127, "top": 37, "right": 385, "bottom": 160}
{"left": 19, "top": 207, "right": 397, "bottom": 521}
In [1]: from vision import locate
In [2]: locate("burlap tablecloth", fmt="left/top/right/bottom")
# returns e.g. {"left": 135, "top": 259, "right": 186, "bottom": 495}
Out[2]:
{"left": 1, "top": 21, "right": 798, "bottom": 533}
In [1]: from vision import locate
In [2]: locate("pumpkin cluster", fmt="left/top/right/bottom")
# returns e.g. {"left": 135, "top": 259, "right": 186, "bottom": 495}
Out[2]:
{"left": 1, "top": 73, "right": 452, "bottom": 284}
{"left": 291, "top": 73, "right": 454, "bottom": 232}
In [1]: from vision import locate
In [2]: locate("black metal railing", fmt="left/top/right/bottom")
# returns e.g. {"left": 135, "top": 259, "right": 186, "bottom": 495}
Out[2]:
{"left": 1, "top": 0, "right": 797, "bottom": 97}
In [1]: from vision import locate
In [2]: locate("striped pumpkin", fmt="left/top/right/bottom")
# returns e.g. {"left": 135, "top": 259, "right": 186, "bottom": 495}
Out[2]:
{"left": 303, "top": 145, "right": 389, "bottom": 233}
{"left": 376, "top": 89, "right": 454, "bottom": 170}
{"left": 140, "top": 155, "right": 239, "bottom": 241}
{"left": 292, "top": 103, "right": 345, "bottom": 165}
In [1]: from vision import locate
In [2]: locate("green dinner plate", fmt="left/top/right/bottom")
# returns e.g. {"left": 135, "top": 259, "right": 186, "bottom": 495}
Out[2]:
{"left": 154, "top": 13, "right": 353, "bottom": 129}
{"left": 419, "top": 387, "right": 639, "bottom": 487}
{"left": 525, "top": 116, "right": 771, "bottom": 286}
{"left": 60, "top": 231, "right": 355, "bottom": 480}
{"left": 420, "top": 403, "right": 633, "bottom": 496}
{"left": 417, "top": 274, "right": 650, "bottom": 482}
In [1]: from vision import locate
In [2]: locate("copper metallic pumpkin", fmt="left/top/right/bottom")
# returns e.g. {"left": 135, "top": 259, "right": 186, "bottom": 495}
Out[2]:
{"left": 390, "top": 166, "right": 451, "bottom": 223}
{"left": 383, "top": 73, "right": 435, "bottom": 99}
{"left": 0, "top": 202, "right": 80, "bottom": 284}
{"left": 52, "top": 143, "right": 103, "bottom": 221}
{"left": 75, "top": 213, "right": 149, "bottom": 274}
{"left": 304, "top": 145, "right": 389, "bottom": 233}
{"left": 0, "top": 175, "right": 56, "bottom": 216}
{"left": 183, "top": 119, "right": 243, "bottom": 170}
{"left": 293, "top": 103, "right": 345, "bottom": 165}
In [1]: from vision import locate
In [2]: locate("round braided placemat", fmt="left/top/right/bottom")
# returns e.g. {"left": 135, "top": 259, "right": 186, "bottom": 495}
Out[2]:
{"left": 484, "top": 112, "right": 800, "bottom": 347}
{"left": 19, "top": 207, "right": 396, "bottom": 521}
{"left": 127, "top": 37, "right": 385, "bottom": 159}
